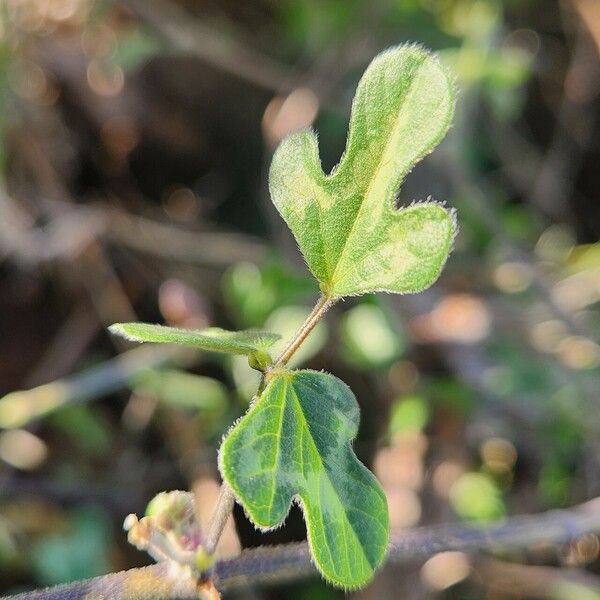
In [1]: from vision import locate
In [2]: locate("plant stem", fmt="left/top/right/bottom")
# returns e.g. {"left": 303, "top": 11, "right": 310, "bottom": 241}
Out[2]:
{"left": 203, "top": 483, "right": 236, "bottom": 555}
{"left": 272, "top": 294, "right": 335, "bottom": 369}
{"left": 203, "top": 295, "right": 335, "bottom": 557}
{"left": 14, "top": 496, "right": 600, "bottom": 598}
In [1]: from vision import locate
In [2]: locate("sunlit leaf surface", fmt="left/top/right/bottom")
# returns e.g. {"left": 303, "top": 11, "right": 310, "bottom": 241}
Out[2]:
{"left": 109, "top": 323, "right": 280, "bottom": 357}
{"left": 270, "top": 44, "right": 456, "bottom": 298}
{"left": 220, "top": 369, "right": 389, "bottom": 588}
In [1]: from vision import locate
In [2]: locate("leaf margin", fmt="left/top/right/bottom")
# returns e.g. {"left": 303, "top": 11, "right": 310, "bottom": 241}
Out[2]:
{"left": 109, "top": 322, "right": 280, "bottom": 358}
{"left": 268, "top": 43, "right": 458, "bottom": 299}
{"left": 218, "top": 367, "right": 390, "bottom": 590}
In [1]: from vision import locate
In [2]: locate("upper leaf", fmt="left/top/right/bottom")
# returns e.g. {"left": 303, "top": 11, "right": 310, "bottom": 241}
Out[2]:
{"left": 109, "top": 323, "right": 280, "bottom": 360}
{"left": 219, "top": 369, "right": 389, "bottom": 589}
{"left": 269, "top": 44, "right": 456, "bottom": 298}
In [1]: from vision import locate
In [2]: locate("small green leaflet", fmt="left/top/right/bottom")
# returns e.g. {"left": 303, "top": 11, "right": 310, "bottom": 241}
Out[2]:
{"left": 109, "top": 323, "right": 280, "bottom": 364}
{"left": 270, "top": 44, "right": 456, "bottom": 298}
{"left": 219, "top": 369, "right": 389, "bottom": 588}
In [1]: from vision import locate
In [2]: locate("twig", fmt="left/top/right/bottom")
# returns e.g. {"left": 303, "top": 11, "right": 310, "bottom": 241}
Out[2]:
{"left": 6, "top": 497, "right": 600, "bottom": 598}
{"left": 201, "top": 295, "right": 335, "bottom": 557}
{"left": 203, "top": 484, "right": 236, "bottom": 556}
{"left": 23, "top": 301, "right": 100, "bottom": 388}
{"left": 106, "top": 209, "right": 266, "bottom": 269}
{"left": 119, "top": 0, "right": 293, "bottom": 92}
{"left": 472, "top": 556, "right": 600, "bottom": 598}
{"left": 272, "top": 294, "right": 335, "bottom": 369}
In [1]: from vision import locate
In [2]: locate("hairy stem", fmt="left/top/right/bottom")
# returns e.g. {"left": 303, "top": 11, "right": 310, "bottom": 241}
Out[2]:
{"left": 271, "top": 294, "right": 335, "bottom": 369}
{"left": 10, "top": 497, "right": 600, "bottom": 599}
{"left": 204, "top": 295, "right": 335, "bottom": 556}
{"left": 203, "top": 483, "right": 236, "bottom": 556}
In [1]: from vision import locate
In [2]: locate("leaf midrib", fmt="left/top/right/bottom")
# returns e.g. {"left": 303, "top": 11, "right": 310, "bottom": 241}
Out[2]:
{"left": 288, "top": 378, "right": 374, "bottom": 575}
{"left": 326, "top": 54, "right": 427, "bottom": 292}
{"left": 267, "top": 378, "right": 287, "bottom": 522}
{"left": 114, "top": 324, "right": 277, "bottom": 354}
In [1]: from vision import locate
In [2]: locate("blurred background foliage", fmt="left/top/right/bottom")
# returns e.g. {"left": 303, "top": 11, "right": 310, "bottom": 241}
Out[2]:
{"left": 0, "top": 0, "right": 600, "bottom": 597}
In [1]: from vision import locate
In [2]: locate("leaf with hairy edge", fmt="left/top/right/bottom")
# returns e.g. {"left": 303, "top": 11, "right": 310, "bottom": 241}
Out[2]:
{"left": 109, "top": 323, "right": 279, "bottom": 367}
{"left": 269, "top": 44, "right": 456, "bottom": 298}
{"left": 219, "top": 369, "right": 389, "bottom": 589}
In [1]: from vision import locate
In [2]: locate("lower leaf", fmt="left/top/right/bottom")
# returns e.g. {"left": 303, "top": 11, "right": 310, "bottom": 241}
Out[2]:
{"left": 219, "top": 369, "right": 389, "bottom": 589}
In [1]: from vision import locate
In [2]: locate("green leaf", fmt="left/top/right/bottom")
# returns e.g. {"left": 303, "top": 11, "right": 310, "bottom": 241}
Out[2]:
{"left": 269, "top": 44, "right": 456, "bottom": 298}
{"left": 219, "top": 369, "right": 389, "bottom": 589}
{"left": 109, "top": 323, "right": 280, "bottom": 361}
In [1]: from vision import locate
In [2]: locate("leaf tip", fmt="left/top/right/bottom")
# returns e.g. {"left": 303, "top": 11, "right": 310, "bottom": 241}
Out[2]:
{"left": 108, "top": 323, "right": 137, "bottom": 341}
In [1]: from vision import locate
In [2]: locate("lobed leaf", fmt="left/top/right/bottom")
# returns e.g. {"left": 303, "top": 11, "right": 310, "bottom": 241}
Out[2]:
{"left": 269, "top": 44, "right": 457, "bottom": 298}
{"left": 219, "top": 369, "right": 389, "bottom": 589}
{"left": 109, "top": 323, "right": 280, "bottom": 358}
